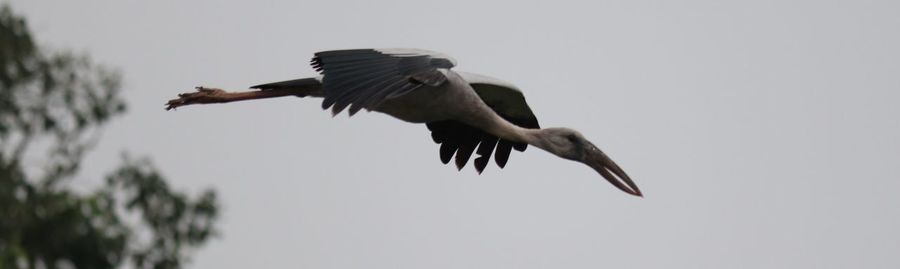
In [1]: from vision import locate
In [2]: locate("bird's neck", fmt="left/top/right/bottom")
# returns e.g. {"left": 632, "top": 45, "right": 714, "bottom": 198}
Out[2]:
{"left": 454, "top": 89, "right": 547, "bottom": 149}
{"left": 468, "top": 111, "right": 546, "bottom": 148}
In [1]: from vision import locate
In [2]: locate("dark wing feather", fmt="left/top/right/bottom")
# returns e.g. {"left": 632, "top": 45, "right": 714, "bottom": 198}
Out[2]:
{"left": 494, "top": 141, "right": 513, "bottom": 168}
{"left": 473, "top": 137, "right": 498, "bottom": 173}
{"left": 311, "top": 48, "right": 455, "bottom": 116}
{"left": 426, "top": 73, "right": 540, "bottom": 173}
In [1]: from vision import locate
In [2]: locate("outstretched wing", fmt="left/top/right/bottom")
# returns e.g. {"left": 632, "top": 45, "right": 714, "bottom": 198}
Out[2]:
{"left": 427, "top": 72, "right": 540, "bottom": 173}
{"left": 311, "top": 48, "right": 456, "bottom": 116}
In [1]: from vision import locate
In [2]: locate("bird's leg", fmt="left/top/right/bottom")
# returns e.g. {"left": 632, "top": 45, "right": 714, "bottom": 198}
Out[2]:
{"left": 165, "top": 86, "right": 300, "bottom": 110}
{"left": 165, "top": 87, "right": 225, "bottom": 110}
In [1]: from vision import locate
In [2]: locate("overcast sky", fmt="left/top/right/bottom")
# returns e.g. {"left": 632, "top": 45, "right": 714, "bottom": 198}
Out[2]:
{"left": 8, "top": 0, "right": 900, "bottom": 268}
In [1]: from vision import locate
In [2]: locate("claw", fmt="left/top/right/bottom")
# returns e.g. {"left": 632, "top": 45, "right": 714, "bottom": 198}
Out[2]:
{"left": 165, "top": 87, "right": 225, "bottom": 111}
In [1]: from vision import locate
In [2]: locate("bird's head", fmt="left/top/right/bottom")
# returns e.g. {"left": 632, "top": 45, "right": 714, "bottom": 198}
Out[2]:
{"left": 533, "top": 128, "right": 642, "bottom": 197}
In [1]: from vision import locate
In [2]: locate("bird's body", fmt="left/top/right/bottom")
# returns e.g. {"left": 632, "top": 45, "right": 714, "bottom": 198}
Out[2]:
{"left": 368, "top": 70, "right": 480, "bottom": 123}
{"left": 167, "top": 48, "right": 642, "bottom": 196}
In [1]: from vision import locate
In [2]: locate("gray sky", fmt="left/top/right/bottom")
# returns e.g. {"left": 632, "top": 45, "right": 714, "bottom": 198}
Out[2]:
{"left": 9, "top": 0, "right": 900, "bottom": 268}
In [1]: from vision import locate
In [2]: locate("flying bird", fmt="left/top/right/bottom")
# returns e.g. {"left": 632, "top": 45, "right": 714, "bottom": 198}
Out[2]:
{"left": 166, "top": 48, "right": 642, "bottom": 196}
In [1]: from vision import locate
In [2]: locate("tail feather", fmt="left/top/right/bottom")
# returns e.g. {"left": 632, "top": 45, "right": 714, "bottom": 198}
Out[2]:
{"left": 250, "top": 76, "right": 323, "bottom": 97}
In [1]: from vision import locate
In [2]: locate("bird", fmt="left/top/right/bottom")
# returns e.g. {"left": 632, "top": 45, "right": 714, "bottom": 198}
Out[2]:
{"left": 166, "top": 48, "right": 642, "bottom": 197}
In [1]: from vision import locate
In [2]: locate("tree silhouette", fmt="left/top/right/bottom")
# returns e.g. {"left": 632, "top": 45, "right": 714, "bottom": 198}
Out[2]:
{"left": 0, "top": 5, "right": 219, "bottom": 269}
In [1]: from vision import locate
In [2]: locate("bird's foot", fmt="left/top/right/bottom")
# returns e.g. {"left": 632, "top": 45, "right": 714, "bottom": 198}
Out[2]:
{"left": 165, "top": 86, "right": 227, "bottom": 110}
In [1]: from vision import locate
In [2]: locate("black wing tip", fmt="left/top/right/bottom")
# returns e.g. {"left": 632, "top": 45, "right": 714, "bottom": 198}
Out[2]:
{"left": 454, "top": 148, "right": 473, "bottom": 170}
{"left": 310, "top": 56, "right": 324, "bottom": 74}
{"left": 474, "top": 157, "right": 488, "bottom": 174}
{"left": 429, "top": 121, "right": 515, "bottom": 173}
{"left": 439, "top": 143, "right": 455, "bottom": 165}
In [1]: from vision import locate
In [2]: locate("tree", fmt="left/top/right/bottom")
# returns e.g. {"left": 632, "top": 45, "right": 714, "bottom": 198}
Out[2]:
{"left": 0, "top": 5, "right": 219, "bottom": 269}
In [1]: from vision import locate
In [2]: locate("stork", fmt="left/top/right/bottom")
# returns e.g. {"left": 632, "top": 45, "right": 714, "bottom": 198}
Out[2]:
{"left": 166, "top": 49, "right": 642, "bottom": 196}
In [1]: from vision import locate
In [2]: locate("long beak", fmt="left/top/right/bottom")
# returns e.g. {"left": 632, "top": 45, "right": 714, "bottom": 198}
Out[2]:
{"left": 584, "top": 149, "right": 642, "bottom": 197}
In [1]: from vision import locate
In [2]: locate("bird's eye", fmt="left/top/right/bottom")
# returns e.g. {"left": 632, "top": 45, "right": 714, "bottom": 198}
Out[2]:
{"left": 567, "top": 135, "right": 578, "bottom": 143}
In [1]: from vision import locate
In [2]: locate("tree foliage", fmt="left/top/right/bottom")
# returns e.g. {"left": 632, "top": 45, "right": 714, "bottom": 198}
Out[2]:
{"left": 0, "top": 5, "right": 218, "bottom": 269}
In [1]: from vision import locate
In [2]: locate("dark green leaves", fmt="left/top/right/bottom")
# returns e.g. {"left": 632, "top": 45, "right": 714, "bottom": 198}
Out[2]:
{"left": 0, "top": 4, "right": 219, "bottom": 269}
